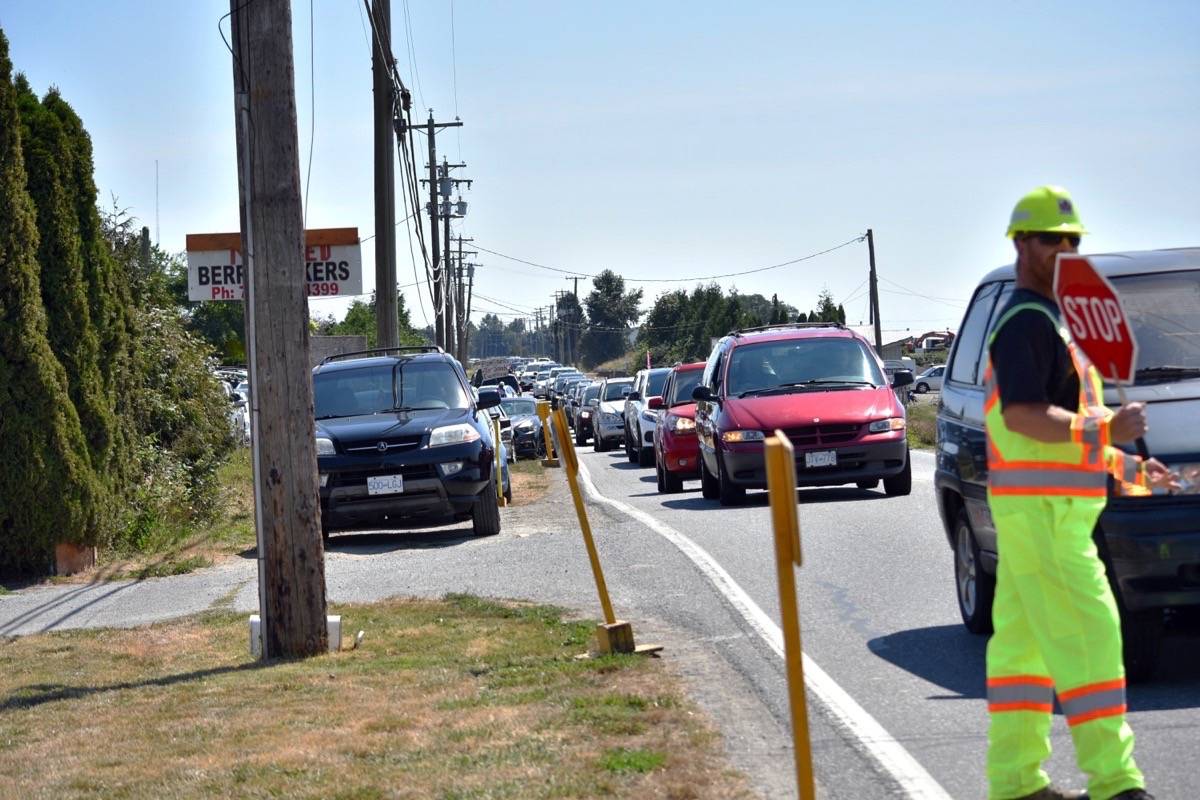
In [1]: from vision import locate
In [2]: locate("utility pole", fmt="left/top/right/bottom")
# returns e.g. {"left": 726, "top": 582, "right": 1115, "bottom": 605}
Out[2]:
{"left": 229, "top": 0, "right": 328, "bottom": 659}
{"left": 452, "top": 237, "right": 474, "bottom": 363}
{"left": 371, "top": 0, "right": 398, "bottom": 348}
{"left": 461, "top": 261, "right": 476, "bottom": 361}
{"left": 867, "top": 228, "right": 882, "bottom": 355}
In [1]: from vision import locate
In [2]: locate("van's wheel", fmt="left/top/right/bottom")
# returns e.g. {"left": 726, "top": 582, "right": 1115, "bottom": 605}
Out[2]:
{"left": 595, "top": 434, "right": 608, "bottom": 452}
{"left": 662, "top": 464, "right": 684, "bottom": 494}
{"left": 916, "top": 382, "right": 929, "bottom": 394}
{"left": 717, "top": 453, "right": 745, "bottom": 506}
{"left": 576, "top": 428, "right": 586, "bottom": 446}
{"left": 884, "top": 449, "right": 912, "bottom": 496}
{"left": 472, "top": 480, "right": 502, "bottom": 536}
{"left": 700, "top": 454, "right": 720, "bottom": 500}
{"left": 655, "top": 460, "right": 666, "bottom": 493}
{"left": 954, "top": 508, "right": 994, "bottom": 634}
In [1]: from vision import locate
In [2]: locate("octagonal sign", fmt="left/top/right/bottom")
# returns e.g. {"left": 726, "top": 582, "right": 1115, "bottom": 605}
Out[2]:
{"left": 1053, "top": 254, "right": 1139, "bottom": 385}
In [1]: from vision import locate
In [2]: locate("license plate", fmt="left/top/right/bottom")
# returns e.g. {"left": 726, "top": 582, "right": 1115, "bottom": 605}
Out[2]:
{"left": 804, "top": 450, "right": 837, "bottom": 468}
{"left": 366, "top": 474, "right": 404, "bottom": 495}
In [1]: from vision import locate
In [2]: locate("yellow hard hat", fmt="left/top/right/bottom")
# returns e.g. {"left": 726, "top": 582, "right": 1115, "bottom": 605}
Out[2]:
{"left": 1005, "top": 185, "right": 1087, "bottom": 238}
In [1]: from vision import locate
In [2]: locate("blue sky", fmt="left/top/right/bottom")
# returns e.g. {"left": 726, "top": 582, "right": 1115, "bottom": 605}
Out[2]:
{"left": 3, "top": 1, "right": 1198, "bottom": 334}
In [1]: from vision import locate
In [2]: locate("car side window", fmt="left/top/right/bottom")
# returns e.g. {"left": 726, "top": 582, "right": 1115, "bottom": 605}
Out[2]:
{"left": 948, "top": 281, "right": 1003, "bottom": 386}
{"left": 975, "top": 281, "right": 1014, "bottom": 382}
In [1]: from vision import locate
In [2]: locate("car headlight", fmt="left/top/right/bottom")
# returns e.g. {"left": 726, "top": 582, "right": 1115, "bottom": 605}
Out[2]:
{"left": 868, "top": 418, "right": 906, "bottom": 433}
{"left": 602, "top": 412, "right": 621, "bottom": 423}
{"left": 581, "top": 410, "right": 591, "bottom": 418}
{"left": 315, "top": 436, "right": 336, "bottom": 455}
{"left": 641, "top": 410, "right": 659, "bottom": 423}
{"left": 722, "top": 429, "right": 764, "bottom": 443}
{"left": 515, "top": 419, "right": 535, "bottom": 430}
{"left": 428, "top": 423, "right": 482, "bottom": 447}
{"left": 672, "top": 416, "right": 696, "bottom": 433}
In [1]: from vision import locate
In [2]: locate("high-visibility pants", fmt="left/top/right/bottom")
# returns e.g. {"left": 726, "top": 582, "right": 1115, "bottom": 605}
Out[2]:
{"left": 985, "top": 495, "right": 1144, "bottom": 800}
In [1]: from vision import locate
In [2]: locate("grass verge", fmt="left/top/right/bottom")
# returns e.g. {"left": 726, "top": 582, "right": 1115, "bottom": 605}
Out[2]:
{"left": 0, "top": 595, "right": 753, "bottom": 800}
{"left": 509, "top": 458, "right": 551, "bottom": 506}
{"left": 907, "top": 400, "right": 938, "bottom": 450}
{"left": 79, "top": 449, "right": 256, "bottom": 583}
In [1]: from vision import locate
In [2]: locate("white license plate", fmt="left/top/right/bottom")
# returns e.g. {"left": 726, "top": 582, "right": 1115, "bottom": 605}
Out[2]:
{"left": 804, "top": 450, "right": 837, "bottom": 468}
{"left": 366, "top": 474, "right": 404, "bottom": 495}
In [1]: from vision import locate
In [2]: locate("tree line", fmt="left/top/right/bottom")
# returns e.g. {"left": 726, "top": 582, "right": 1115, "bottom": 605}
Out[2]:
{"left": 0, "top": 32, "right": 232, "bottom": 575}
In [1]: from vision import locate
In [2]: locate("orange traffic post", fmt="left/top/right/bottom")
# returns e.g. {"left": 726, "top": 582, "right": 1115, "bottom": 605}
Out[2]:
{"left": 765, "top": 430, "right": 816, "bottom": 800}
{"left": 549, "top": 407, "right": 660, "bottom": 658}
{"left": 536, "top": 400, "right": 560, "bottom": 468}
{"left": 492, "top": 417, "right": 507, "bottom": 507}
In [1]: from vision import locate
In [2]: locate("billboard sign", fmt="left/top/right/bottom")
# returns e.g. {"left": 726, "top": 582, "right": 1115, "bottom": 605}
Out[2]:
{"left": 185, "top": 227, "right": 362, "bottom": 301}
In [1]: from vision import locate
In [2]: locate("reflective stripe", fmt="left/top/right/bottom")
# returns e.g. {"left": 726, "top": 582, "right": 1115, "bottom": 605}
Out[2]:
{"left": 1059, "top": 679, "right": 1127, "bottom": 726}
{"left": 989, "top": 468, "right": 1109, "bottom": 490}
{"left": 1071, "top": 414, "right": 1109, "bottom": 450}
{"left": 987, "top": 676, "right": 1054, "bottom": 713}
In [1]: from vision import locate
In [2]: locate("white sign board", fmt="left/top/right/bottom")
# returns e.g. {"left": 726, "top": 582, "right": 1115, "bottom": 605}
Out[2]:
{"left": 185, "top": 228, "right": 362, "bottom": 301}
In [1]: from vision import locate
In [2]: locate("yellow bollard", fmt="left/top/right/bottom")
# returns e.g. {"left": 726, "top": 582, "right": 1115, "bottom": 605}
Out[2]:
{"left": 549, "top": 407, "right": 661, "bottom": 657}
{"left": 492, "top": 416, "right": 507, "bottom": 507}
{"left": 765, "top": 429, "right": 816, "bottom": 800}
{"left": 536, "top": 400, "right": 560, "bottom": 468}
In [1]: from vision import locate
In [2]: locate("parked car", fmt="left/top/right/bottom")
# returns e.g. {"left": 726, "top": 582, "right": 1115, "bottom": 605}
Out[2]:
{"left": 312, "top": 347, "right": 505, "bottom": 538}
{"left": 501, "top": 395, "right": 544, "bottom": 459}
{"left": 482, "top": 401, "right": 516, "bottom": 467}
{"left": 624, "top": 367, "right": 672, "bottom": 466}
{"left": 914, "top": 365, "right": 945, "bottom": 394}
{"left": 652, "top": 362, "right": 706, "bottom": 493}
{"left": 935, "top": 247, "right": 1200, "bottom": 680}
{"left": 593, "top": 377, "right": 634, "bottom": 452}
{"left": 693, "top": 322, "right": 914, "bottom": 506}
{"left": 574, "top": 382, "right": 602, "bottom": 445}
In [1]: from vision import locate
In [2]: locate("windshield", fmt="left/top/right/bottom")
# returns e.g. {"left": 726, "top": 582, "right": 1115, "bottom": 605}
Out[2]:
{"left": 725, "top": 339, "right": 884, "bottom": 396}
{"left": 602, "top": 381, "right": 633, "bottom": 401}
{"left": 1111, "top": 270, "right": 1200, "bottom": 382}
{"left": 583, "top": 385, "right": 600, "bottom": 402}
{"left": 646, "top": 370, "right": 669, "bottom": 397}
{"left": 668, "top": 370, "right": 704, "bottom": 405}
{"left": 313, "top": 361, "right": 469, "bottom": 418}
{"left": 501, "top": 398, "right": 537, "bottom": 416}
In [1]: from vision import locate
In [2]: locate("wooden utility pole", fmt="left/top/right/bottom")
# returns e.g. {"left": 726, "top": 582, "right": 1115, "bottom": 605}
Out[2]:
{"left": 229, "top": 0, "right": 328, "bottom": 659}
{"left": 371, "top": 0, "right": 398, "bottom": 348}
{"left": 867, "top": 228, "right": 882, "bottom": 355}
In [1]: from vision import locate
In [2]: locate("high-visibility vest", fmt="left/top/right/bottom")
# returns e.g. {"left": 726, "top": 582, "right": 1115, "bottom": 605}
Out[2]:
{"left": 984, "top": 302, "right": 1147, "bottom": 499}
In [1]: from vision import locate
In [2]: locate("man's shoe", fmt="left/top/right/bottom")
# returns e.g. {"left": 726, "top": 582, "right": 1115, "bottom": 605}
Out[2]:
{"left": 1015, "top": 787, "right": 1088, "bottom": 800}
{"left": 1109, "top": 791, "right": 1153, "bottom": 800}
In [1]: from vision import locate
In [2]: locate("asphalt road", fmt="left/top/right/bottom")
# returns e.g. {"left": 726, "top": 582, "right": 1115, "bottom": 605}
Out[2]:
{"left": 3, "top": 442, "right": 1197, "bottom": 799}
{"left": 574, "top": 445, "right": 1200, "bottom": 800}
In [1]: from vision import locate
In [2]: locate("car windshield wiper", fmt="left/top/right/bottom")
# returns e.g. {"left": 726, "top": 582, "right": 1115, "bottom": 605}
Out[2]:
{"left": 390, "top": 405, "right": 447, "bottom": 412}
{"left": 1134, "top": 365, "right": 1200, "bottom": 381}
{"left": 740, "top": 379, "right": 874, "bottom": 398}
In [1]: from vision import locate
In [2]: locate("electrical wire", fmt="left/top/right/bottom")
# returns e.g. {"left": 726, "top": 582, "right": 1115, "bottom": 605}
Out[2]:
{"left": 471, "top": 235, "right": 867, "bottom": 283}
{"left": 400, "top": 0, "right": 425, "bottom": 110}
{"left": 878, "top": 276, "right": 967, "bottom": 307}
{"left": 449, "top": 0, "right": 462, "bottom": 158}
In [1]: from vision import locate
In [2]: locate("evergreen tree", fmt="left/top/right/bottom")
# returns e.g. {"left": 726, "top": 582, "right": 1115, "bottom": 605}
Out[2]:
{"left": 580, "top": 270, "right": 642, "bottom": 366}
{"left": 15, "top": 77, "right": 116, "bottom": 470}
{"left": 0, "top": 31, "right": 105, "bottom": 571}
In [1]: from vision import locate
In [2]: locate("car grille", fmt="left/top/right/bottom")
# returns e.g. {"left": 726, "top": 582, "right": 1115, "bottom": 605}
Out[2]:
{"left": 784, "top": 424, "right": 861, "bottom": 447}
{"left": 344, "top": 435, "right": 424, "bottom": 454}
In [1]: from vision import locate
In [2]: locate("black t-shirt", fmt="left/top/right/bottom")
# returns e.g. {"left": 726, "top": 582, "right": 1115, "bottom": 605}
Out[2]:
{"left": 988, "top": 289, "right": 1080, "bottom": 411}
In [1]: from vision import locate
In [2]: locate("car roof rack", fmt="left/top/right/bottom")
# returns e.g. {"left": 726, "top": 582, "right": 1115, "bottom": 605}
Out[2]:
{"left": 730, "top": 321, "right": 845, "bottom": 336}
{"left": 320, "top": 345, "right": 444, "bottom": 364}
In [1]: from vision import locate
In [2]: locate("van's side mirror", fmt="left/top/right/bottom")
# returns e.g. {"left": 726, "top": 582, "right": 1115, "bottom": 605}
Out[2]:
{"left": 626, "top": 391, "right": 641, "bottom": 402}
{"left": 892, "top": 369, "right": 914, "bottom": 388}
{"left": 477, "top": 388, "right": 502, "bottom": 410}
{"left": 647, "top": 396, "right": 663, "bottom": 410}
{"left": 692, "top": 385, "right": 714, "bottom": 402}
{"left": 587, "top": 398, "right": 599, "bottom": 407}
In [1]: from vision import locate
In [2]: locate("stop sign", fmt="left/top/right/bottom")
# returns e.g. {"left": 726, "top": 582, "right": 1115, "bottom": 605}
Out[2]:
{"left": 1053, "top": 254, "right": 1139, "bottom": 385}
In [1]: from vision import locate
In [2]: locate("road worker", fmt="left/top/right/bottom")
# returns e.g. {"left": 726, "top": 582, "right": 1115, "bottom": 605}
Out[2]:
{"left": 983, "top": 185, "right": 1180, "bottom": 800}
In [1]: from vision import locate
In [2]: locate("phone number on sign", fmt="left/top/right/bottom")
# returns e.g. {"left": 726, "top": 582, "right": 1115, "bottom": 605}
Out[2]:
{"left": 307, "top": 282, "right": 341, "bottom": 296}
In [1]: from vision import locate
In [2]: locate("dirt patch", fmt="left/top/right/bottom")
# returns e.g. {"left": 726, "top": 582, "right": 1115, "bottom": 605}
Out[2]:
{"left": 509, "top": 458, "right": 551, "bottom": 506}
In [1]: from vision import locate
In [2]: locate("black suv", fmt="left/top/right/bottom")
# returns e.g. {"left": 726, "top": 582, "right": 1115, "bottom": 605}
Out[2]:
{"left": 935, "top": 248, "right": 1200, "bottom": 680}
{"left": 313, "top": 347, "right": 503, "bottom": 538}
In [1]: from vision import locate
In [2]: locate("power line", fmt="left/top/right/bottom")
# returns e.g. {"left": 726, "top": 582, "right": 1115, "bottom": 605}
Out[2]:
{"left": 470, "top": 235, "right": 866, "bottom": 283}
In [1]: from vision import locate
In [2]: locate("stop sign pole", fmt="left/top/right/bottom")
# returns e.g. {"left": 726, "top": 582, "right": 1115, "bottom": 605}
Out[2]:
{"left": 1053, "top": 254, "right": 1149, "bottom": 458}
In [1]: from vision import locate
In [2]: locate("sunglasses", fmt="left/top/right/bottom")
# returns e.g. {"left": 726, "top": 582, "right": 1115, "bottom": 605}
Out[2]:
{"left": 1023, "top": 232, "right": 1081, "bottom": 247}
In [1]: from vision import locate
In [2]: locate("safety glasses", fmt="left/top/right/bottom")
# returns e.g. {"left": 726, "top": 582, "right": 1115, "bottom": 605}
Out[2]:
{"left": 1025, "top": 232, "right": 1081, "bottom": 247}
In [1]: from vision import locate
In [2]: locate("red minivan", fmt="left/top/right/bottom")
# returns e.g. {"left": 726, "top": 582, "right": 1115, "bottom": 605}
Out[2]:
{"left": 652, "top": 362, "right": 707, "bottom": 493}
{"left": 692, "top": 323, "right": 915, "bottom": 505}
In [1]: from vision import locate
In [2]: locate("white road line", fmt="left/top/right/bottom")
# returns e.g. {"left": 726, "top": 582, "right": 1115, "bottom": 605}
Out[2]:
{"left": 577, "top": 459, "right": 953, "bottom": 800}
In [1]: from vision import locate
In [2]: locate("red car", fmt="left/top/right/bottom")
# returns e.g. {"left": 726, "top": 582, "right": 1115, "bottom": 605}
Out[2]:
{"left": 692, "top": 323, "right": 915, "bottom": 505}
{"left": 652, "top": 362, "right": 707, "bottom": 493}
